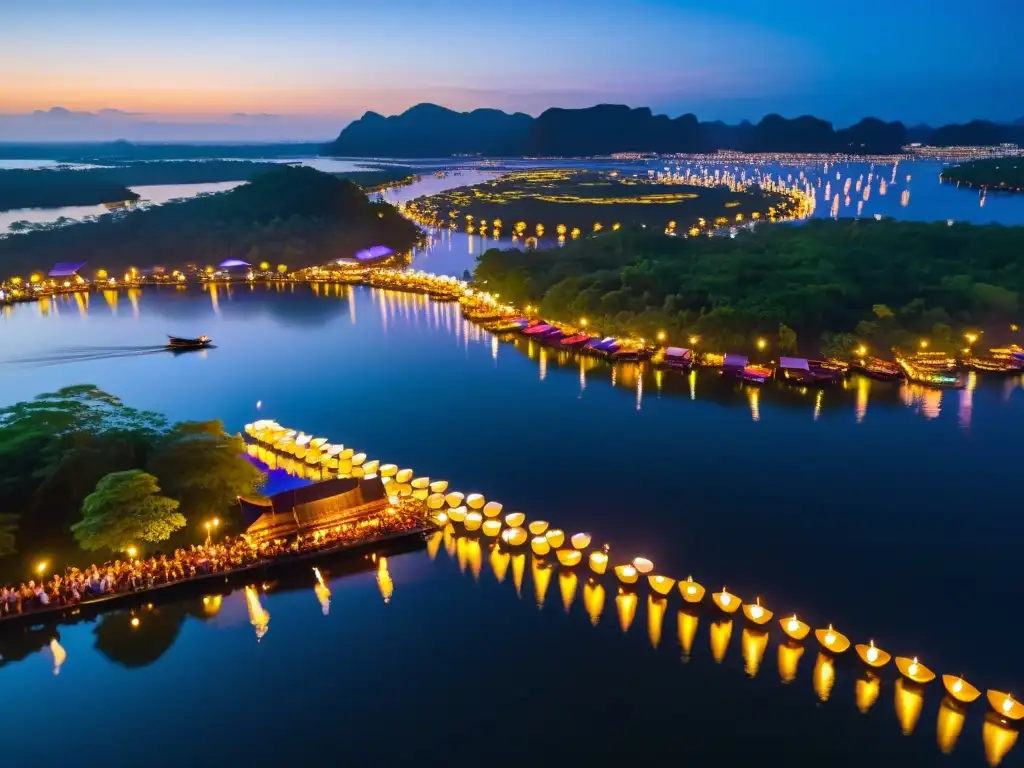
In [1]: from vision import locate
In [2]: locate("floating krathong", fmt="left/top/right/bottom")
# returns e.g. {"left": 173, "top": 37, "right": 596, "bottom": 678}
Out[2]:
{"left": 712, "top": 587, "right": 741, "bottom": 614}
{"left": 556, "top": 549, "right": 582, "bottom": 567}
{"left": 528, "top": 520, "right": 549, "bottom": 536}
{"left": 855, "top": 640, "right": 891, "bottom": 668}
{"left": 815, "top": 624, "right": 851, "bottom": 654}
{"left": 742, "top": 597, "right": 773, "bottom": 625}
{"left": 395, "top": 468, "right": 413, "bottom": 484}
{"left": 679, "top": 576, "right": 705, "bottom": 603}
{"left": 781, "top": 614, "right": 810, "bottom": 641}
{"left": 429, "top": 480, "right": 448, "bottom": 493}
{"left": 504, "top": 512, "right": 526, "bottom": 528}
{"left": 351, "top": 452, "right": 366, "bottom": 466}
{"left": 589, "top": 550, "right": 608, "bottom": 575}
{"left": 943, "top": 675, "right": 981, "bottom": 704}
{"left": 531, "top": 536, "right": 550, "bottom": 556}
{"left": 481, "top": 519, "right": 501, "bottom": 537}
{"left": 647, "top": 574, "right": 675, "bottom": 596}
{"left": 445, "top": 492, "right": 465, "bottom": 507}
{"left": 362, "top": 459, "right": 380, "bottom": 475}
{"left": 614, "top": 564, "right": 638, "bottom": 585}
{"left": 430, "top": 510, "right": 448, "bottom": 526}
{"left": 466, "top": 493, "right": 485, "bottom": 510}
{"left": 545, "top": 529, "right": 566, "bottom": 548}
{"left": 426, "top": 493, "right": 445, "bottom": 510}
{"left": 379, "top": 463, "right": 398, "bottom": 478}
{"left": 570, "top": 532, "right": 591, "bottom": 550}
{"left": 482, "top": 501, "right": 503, "bottom": 518}
{"left": 501, "top": 527, "right": 528, "bottom": 547}
{"left": 447, "top": 505, "right": 467, "bottom": 524}
{"left": 896, "top": 656, "right": 936, "bottom": 684}
{"left": 987, "top": 691, "right": 1024, "bottom": 721}
{"left": 632, "top": 557, "right": 654, "bottom": 574}
{"left": 411, "top": 477, "right": 430, "bottom": 490}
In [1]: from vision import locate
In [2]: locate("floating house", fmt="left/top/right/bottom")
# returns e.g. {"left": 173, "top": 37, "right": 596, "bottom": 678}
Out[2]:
{"left": 722, "top": 353, "right": 748, "bottom": 377}
{"left": 657, "top": 347, "right": 693, "bottom": 370}
{"left": 240, "top": 476, "right": 388, "bottom": 543}
{"left": 48, "top": 262, "right": 86, "bottom": 280}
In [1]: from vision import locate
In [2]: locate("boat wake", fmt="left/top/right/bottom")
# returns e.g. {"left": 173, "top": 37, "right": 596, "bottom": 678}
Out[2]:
{"left": 0, "top": 345, "right": 170, "bottom": 367}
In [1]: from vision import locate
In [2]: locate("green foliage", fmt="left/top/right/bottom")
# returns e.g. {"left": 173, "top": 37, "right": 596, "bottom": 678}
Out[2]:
{"left": 147, "top": 420, "right": 264, "bottom": 524}
{"left": 942, "top": 159, "right": 1024, "bottom": 190}
{"left": 72, "top": 470, "right": 184, "bottom": 552}
{"left": 0, "top": 166, "right": 420, "bottom": 276}
{"left": 0, "top": 514, "right": 17, "bottom": 558}
{"left": 474, "top": 221, "right": 1024, "bottom": 354}
{"left": 778, "top": 323, "right": 797, "bottom": 354}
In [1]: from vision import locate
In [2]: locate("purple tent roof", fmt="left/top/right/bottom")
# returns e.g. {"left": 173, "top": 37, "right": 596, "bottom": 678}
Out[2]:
{"left": 219, "top": 259, "right": 251, "bottom": 268}
{"left": 49, "top": 262, "right": 86, "bottom": 277}
{"left": 354, "top": 245, "right": 394, "bottom": 261}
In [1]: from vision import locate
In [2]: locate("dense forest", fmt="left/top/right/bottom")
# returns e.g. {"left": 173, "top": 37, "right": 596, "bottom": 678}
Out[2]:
{"left": 325, "top": 103, "right": 1024, "bottom": 157}
{"left": 0, "top": 165, "right": 420, "bottom": 275}
{"left": 941, "top": 158, "right": 1024, "bottom": 190}
{"left": 0, "top": 161, "right": 418, "bottom": 212}
{"left": 0, "top": 386, "right": 263, "bottom": 580}
{"left": 473, "top": 222, "right": 1023, "bottom": 356}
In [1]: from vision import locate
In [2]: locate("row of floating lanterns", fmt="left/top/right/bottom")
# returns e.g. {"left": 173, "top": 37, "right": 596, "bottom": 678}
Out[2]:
{"left": 422, "top": 488, "right": 1023, "bottom": 731}
{"left": 244, "top": 420, "right": 1021, "bottom": 761}
{"left": 430, "top": 524, "right": 1021, "bottom": 765}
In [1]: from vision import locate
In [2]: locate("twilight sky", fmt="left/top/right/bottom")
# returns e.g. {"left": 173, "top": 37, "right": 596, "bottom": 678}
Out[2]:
{"left": 1, "top": 0, "right": 1020, "bottom": 141}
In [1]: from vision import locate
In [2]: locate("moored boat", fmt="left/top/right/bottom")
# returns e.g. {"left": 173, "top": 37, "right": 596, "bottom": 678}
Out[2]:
{"left": 965, "top": 346, "right": 1024, "bottom": 375}
{"left": 559, "top": 332, "right": 593, "bottom": 347}
{"left": 653, "top": 346, "right": 693, "bottom": 370}
{"left": 897, "top": 352, "right": 964, "bottom": 388}
{"left": 778, "top": 357, "right": 844, "bottom": 386}
{"left": 849, "top": 357, "right": 901, "bottom": 381}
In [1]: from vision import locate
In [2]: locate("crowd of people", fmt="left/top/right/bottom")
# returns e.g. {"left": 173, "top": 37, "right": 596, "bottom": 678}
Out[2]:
{"left": 0, "top": 508, "right": 426, "bottom": 619}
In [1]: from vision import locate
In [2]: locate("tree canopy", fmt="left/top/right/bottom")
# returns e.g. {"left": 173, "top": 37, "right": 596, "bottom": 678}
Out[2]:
{"left": 0, "top": 165, "right": 420, "bottom": 277}
{"left": 941, "top": 159, "right": 1024, "bottom": 191}
{"left": 72, "top": 470, "right": 184, "bottom": 552}
{"left": 474, "top": 220, "right": 1023, "bottom": 355}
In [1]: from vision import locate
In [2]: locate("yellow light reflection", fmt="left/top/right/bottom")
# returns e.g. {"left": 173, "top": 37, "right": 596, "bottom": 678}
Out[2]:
{"left": 813, "top": 652, "right": 836, "bottom": 702}
{"left": 489, "top": 545, "right": 509, "bottom": 583}
{"left": 647, "top": 596, "right": 666, "bottom": 650}
{"left": 426, "top": 530, "right": 443, "bottom": 560}
{"left": 511, "top": 553, "right": 525, "bottom": 598}
{"left": 532, "top": 557, "right": 551, "bottom": 609}
{"left": 710, "top": 618, "right": 733, "bottom": 664}
{"left": 678, "top": 608, "right": 699, "bottom": 662}
{"left": 895, "top": 678, "right": 924, "bottom": 736}
{"left": 584, "top": 580, "right": 605, "bottom": 627}
{"left": 856, "top": 672, "right": 881, "bottom": 713}
{"left": 616, "top": 589, "right": 637, "bottom": 633}
{"left": 741, "top": 627, "right": 769, "bottom": 677}
{"left": 983, "top": 712, "right": 1019, "bottom": 766}
{"left": 778, "top": 642, "right": 804, "bottom": 684}
{"left": 937, "top": 699, "right": 967, "bottom": 755}
{"left": 559, "top": 570, "right": 578, "bottom": 614}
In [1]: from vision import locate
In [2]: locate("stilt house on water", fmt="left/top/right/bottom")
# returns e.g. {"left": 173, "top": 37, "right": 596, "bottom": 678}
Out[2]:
{"left": 239, "top": 476, "right": 388, "bottom": 543}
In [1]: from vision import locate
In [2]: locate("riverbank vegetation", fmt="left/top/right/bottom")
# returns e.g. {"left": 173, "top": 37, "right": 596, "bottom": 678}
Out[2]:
{"left": 474, "top": 220, "right": 1023, "bottom": 356}
{"left": 0, "top": 165, "right": 420, "bottom": 275}
{"left": 0, "top": 386, "right": 264, "bottom": 578}
{"left": 407, "top": 169, "right": 796, "bottom": 238}
{"left": 0, "top": 161, "right": 420, "bottom": 213}
{"left": 941, "top": 158, "right": 1024, "bottom": 191}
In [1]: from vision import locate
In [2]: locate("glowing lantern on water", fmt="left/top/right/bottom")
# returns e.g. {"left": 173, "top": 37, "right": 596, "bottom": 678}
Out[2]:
{"left": 528, "top": 520, "right": 549, "bottom": 536}
{"left": 647, "top": 575, "right": 675, "bottom": 596}
{"left": 463, "top": 511, "right": 482, "bottom": 532}
{"left": 431, "top": 511, "right": 448, "bottom": 526}
{"left": 679, "top": 576, "right": 705, "bottom": 603}
{"left": 504, "top": 512, "right": 526, "bottom": 528}
{"left": 588, "top": 550, "right": 608, "bottom": 575}
{"left": 895, "top": 656, "right": 936, "bottom": 684}
{"left": 426, "top": 493, "right": 445, "bottom": 510}
{"left": 411, "top": 477, "right": 430, "bottom": 490}
{"left": 712, "top": 587, "right": 741, "bottom": 614}
{"left": 942, "top": 675, "right": 981, "bottom": 704}
{"left": 987, "top": 691, "right": 1024, "bottom": 721}
{"left": 855, "top": 639, "right": 891, "bottom": 668}
{"left": 632, "top": 557, "right": 654, "bottom": 574}
{"left": 545, "top": 529, "right": 565, "bottom": 548}
{"left": 614, "top": 564, "right": 638, "bottom": 585}
{"left": 466, "top": 493, "right": 485, "bottom": 510}
{"left": 379, "top": 464, "right": 398, "bottom": 478}
{"left": 482, "top": 501, "right": 503, "bottom": 518}
{"left": 501, "top": 527, "right": 528, "bottom": 547}
{"left": 570, "top": 532, "right": 591, "bottom": 550}
{"left": 556, "top": 549, "right": 581, "bottom": 567}
{"left": 447, "top": 506, "right": 467, "bottom": 524}
{"left": 742, "top": 598, "right": 773, "bottom": 625}
{"left": 481, "top": 519, "right": 502, "bottom": 537}
{"left": 815, "top": 624, "right": 851, "bottom": 653}
{"left": 429, "top": 480, "right": 449, "bottom": 494}
{"left": 780, "top": 614, "right": 810, "bottom": 641}
{"left": 445, "top": 492, "right": 464, "bottom": 507}
{"left": 531, "top": 536, "right": 550, "bottom": 556}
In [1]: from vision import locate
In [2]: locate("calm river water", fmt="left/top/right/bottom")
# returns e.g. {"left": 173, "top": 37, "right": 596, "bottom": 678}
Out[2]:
{"left": 1, "top": 285, "right": 1022, "bottom": 766}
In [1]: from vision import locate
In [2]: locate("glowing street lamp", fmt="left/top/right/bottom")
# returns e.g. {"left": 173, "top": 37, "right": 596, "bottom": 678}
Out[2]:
{"left": 964, "top": 332, "right": 978, "bottom": 346}
{"left": 756, "top": 338, "right": 767, "bottom": 351}
{"left": 35, "top": 560, "right": 48, "bottom": 577}
{"left": 856, "top": 345, "right": 868, "bottom": 357}
{"left": 919, "top": 339, "right": 929, "bottom": 349}
{"left": 689, "top": 335, "right": 700, "bottom": 346}
{"left": 580, "top": 317, "right": 588, "bottom": 328}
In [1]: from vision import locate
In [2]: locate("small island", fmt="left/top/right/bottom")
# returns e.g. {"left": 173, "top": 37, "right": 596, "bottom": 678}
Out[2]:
{"left": 0, "top": 165, "right": 421, "bottom": 276}
{"left": 940, "top": 158, "right": 1024, "bottom": 191}
{"left": 0, "top": 161, "right": 420, "bottom": 213}
{"left": 405, "top": 169, "right": 808, "bottom": 240}
{"left": 473, "top": 220, "right": 1022, "bottom": 356}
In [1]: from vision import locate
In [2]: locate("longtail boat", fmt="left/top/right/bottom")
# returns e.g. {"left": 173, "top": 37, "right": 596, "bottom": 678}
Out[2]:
{"left": 167, "top": 335, "right": 212, "bottom": 350}
{"left": 850, "top": 357, "right": 901, "bottom": 381}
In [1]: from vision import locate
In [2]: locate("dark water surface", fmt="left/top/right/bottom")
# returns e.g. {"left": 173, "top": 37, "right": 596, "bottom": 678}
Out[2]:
{"left": 1, "top": 285, "right": 1022, "bottom": 767}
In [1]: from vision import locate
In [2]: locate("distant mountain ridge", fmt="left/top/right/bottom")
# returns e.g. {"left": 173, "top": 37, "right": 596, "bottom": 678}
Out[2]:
{"left": 324, "top": 103, "right": 1024, "bottom": 157}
